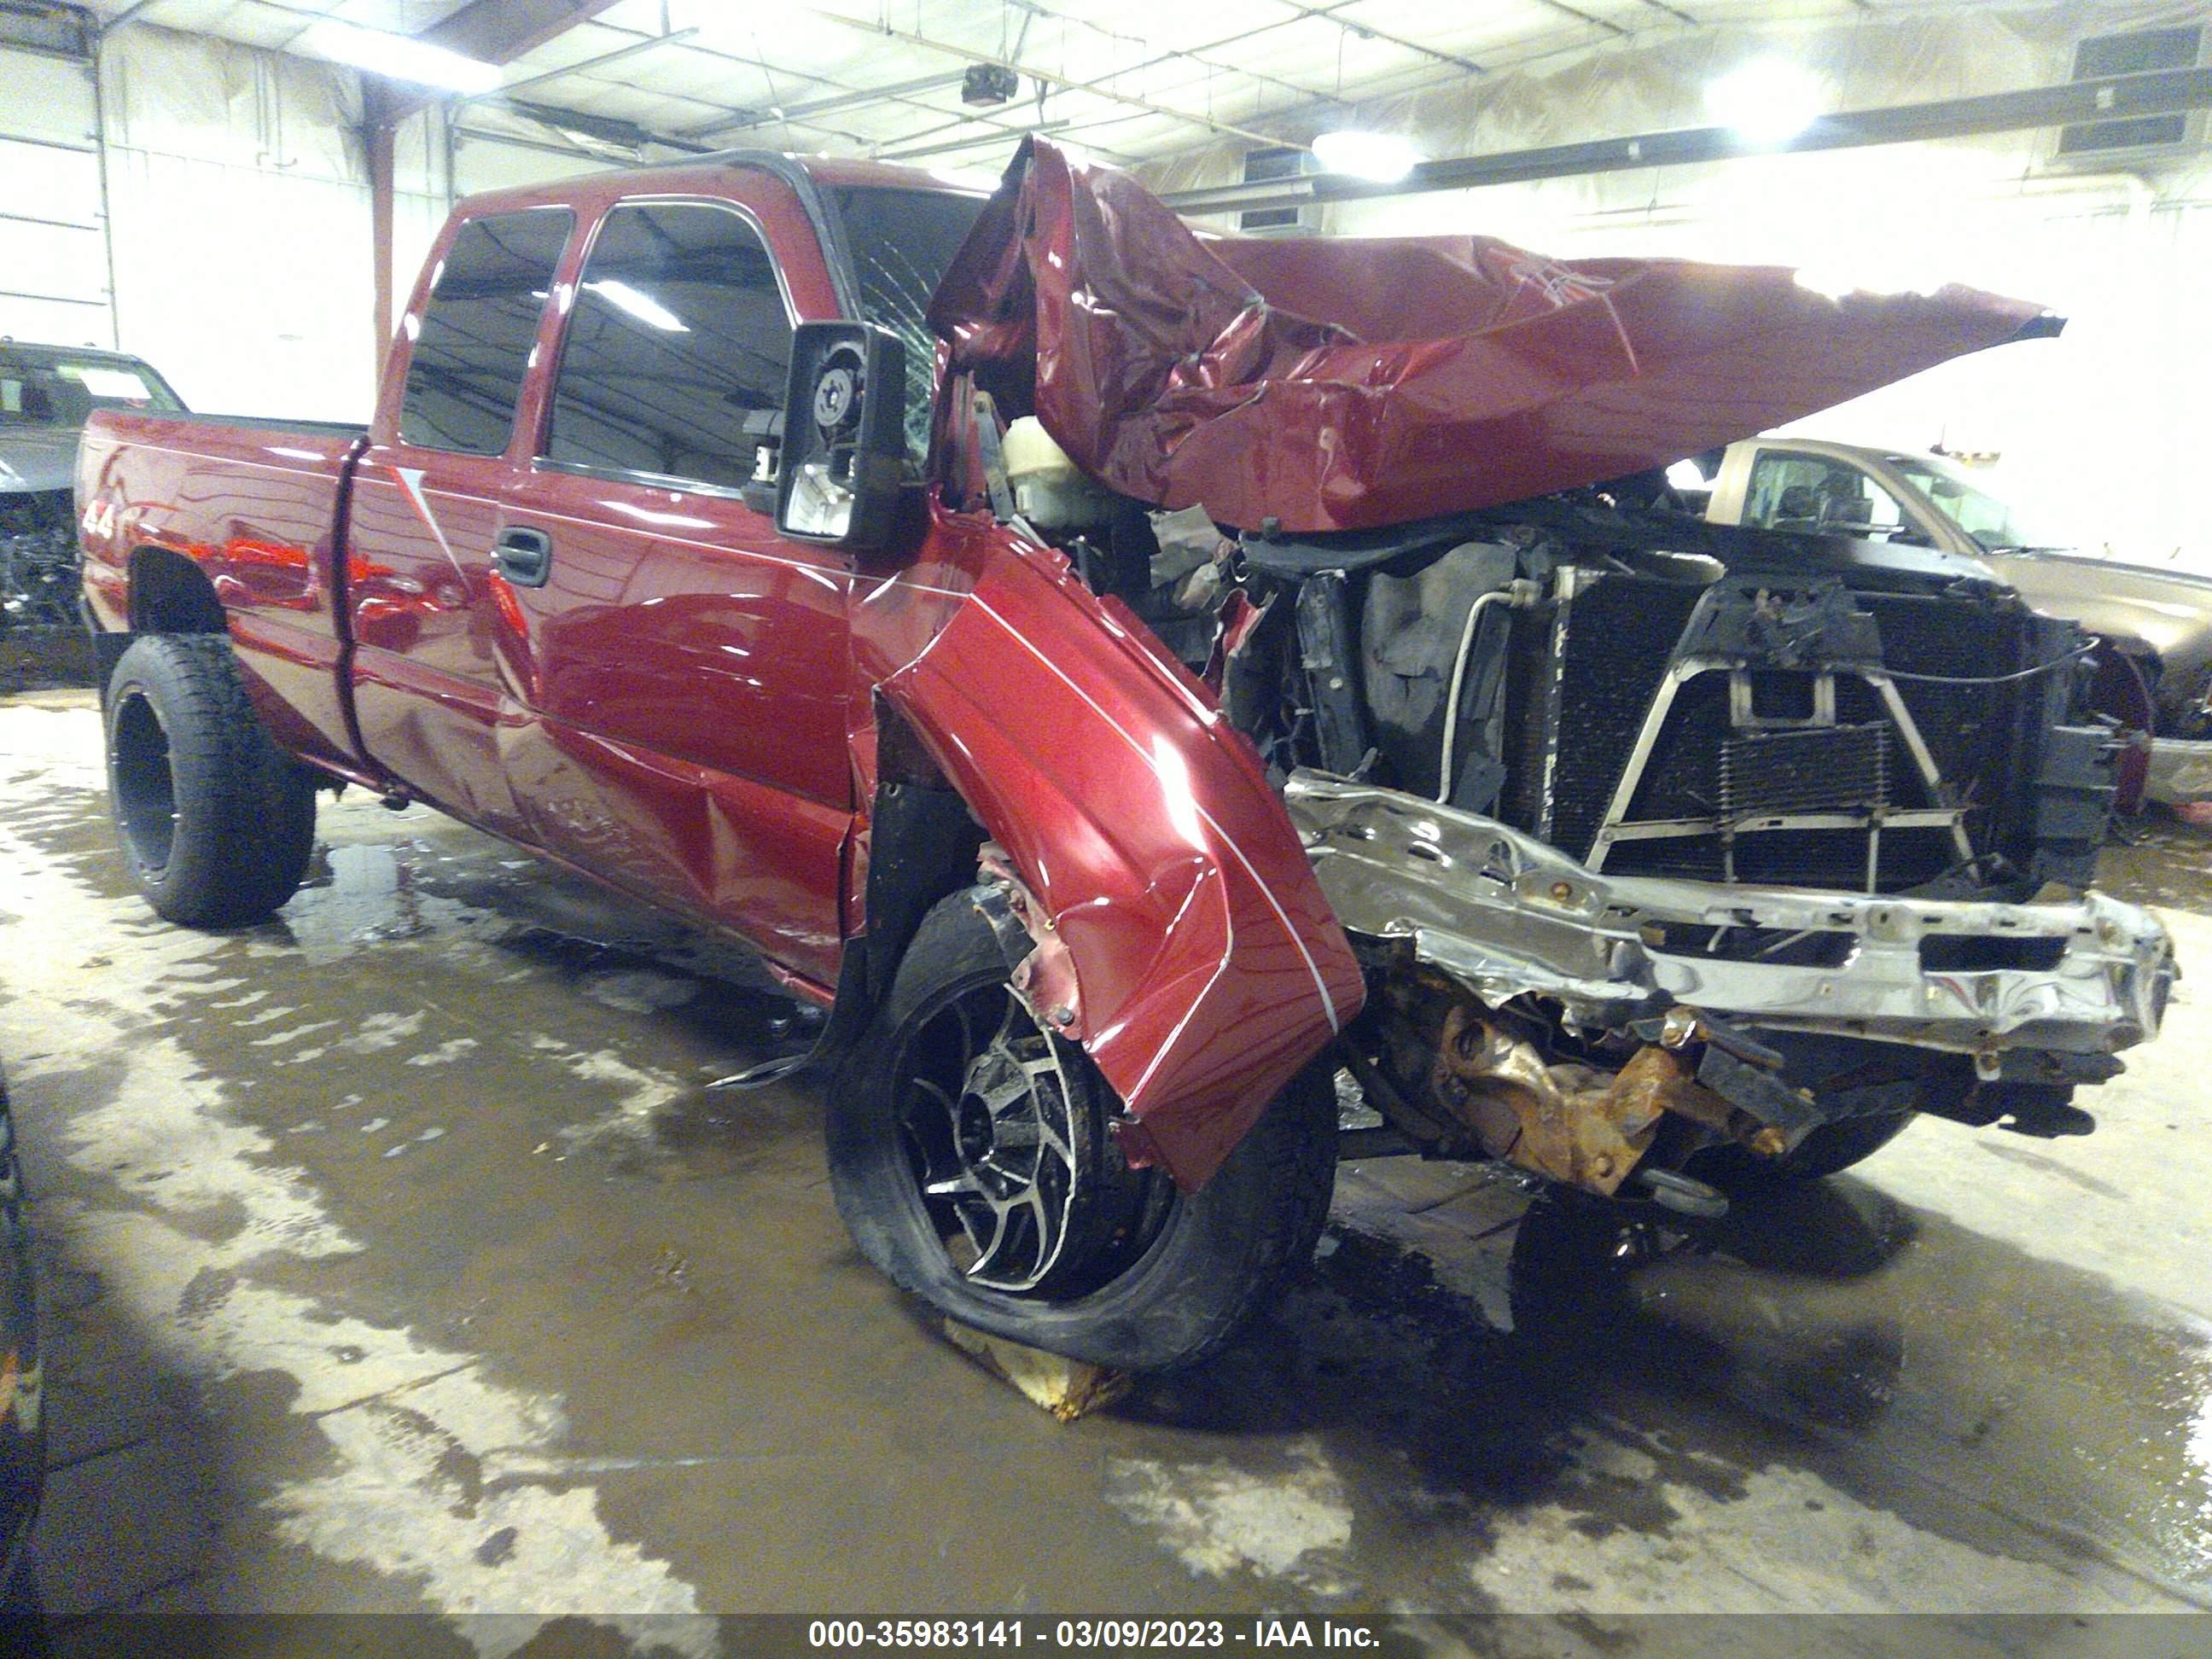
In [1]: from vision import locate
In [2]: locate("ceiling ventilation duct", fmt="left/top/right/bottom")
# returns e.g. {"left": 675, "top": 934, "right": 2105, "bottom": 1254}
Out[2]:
{"left": 2058, "top": 26, "right": 2203, "bottom": 158}
{"left": 1237, "top": 146, "right": 1318, "bottom": 236}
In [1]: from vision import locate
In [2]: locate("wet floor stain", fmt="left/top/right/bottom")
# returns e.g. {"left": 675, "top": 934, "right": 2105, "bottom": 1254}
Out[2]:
{"left": 6, "top": 699, "right": 2212, "bottom": 1646}
{"left": 2098, "top": 812, "right": 2212, "bottom": 916}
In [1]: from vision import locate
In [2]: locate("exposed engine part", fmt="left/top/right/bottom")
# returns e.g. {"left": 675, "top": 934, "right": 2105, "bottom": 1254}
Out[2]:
{"left": 1232, "top": 507, "right": 2111, "bottom": 900}
{"left": 1927, "top": 1077, "right": 2099, "bottom": 1138}
{"left": 1015, "top": 477, "right": 2168, "bottom": 1209}
{"left": 1437, "top": 578, "right": 1541, "bottom": 807}
{"left": 0, "top": 489, "right": 78, "bottom": 630}
{"left": 1148, "top": 504, "right": 1223, "bottom": 592}
{"left": 1295, "top": 572, "right": 1372, "bottom": 777}
{"left": 1359, "top": 538, "right": 1517, "bottom": 802}
{"left": 1643, "top": 1006, "right": 1821, "bottom": 1151}
{"left": 1002, "top": 416, "right": 1113, "bottom": 530}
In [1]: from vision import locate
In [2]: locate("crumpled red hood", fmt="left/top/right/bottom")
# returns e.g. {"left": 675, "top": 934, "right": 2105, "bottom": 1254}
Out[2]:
{"left": 927, "top": 138, "right": 2053, "bottom": 536}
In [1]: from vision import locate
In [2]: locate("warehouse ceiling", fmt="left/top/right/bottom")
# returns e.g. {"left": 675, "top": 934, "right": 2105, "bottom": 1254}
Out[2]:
{"left": 71, "top": 0, "right": 1982, "bottom": 171}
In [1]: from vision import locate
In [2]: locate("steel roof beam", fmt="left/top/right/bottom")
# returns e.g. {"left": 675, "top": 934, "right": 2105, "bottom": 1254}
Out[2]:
{"left": 787, "top": 4, "right": 1287, "bottom": 149}
{"left": 1163, "top": 65, "right": 2212, "bottom": 213}
{"left": 474, "top": 26, "right": 700, "bottom": 103}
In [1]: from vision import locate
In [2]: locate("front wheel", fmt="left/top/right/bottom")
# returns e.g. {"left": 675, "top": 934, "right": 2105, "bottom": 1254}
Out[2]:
{"left": 105, "top": 634, "right": 317, "bottom": 928}
{"left": 827, "top": 890, "right": 1336, "bottom": 1372}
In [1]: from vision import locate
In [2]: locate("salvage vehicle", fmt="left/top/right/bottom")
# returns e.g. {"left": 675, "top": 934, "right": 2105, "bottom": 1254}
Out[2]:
{"left": 77, "top": 141, "right": 2173, "bottom": 1370}
{"left": 2, "top": 342, "right": 183, "bottom": 632}
{"left": 1691, "top": 435, "right": 2212, "bottom": 808}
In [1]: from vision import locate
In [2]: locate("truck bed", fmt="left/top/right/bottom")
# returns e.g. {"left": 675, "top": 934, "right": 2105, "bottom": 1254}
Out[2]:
{"left": 79, "top": 408, "right": 371, "bottom": 778}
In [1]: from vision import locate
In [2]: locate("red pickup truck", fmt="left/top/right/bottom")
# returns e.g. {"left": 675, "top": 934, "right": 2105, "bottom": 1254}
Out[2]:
{"left": 79, "top": 139, "right": 2172, "bottom": 1370}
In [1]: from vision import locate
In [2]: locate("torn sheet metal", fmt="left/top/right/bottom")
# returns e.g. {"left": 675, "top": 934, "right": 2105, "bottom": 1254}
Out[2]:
{"left": 1286, "top": 772, "right": 2171, "bottom": 1060}
{"left": 928, "top": 137, "right": 2052, "bottom": 535}
{"left": 871, "top": 543, "right": 1365, "bottom": 1191}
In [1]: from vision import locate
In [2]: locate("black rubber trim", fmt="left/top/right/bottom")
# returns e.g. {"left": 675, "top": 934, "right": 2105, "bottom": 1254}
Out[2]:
{"left": 690, "top": 151, "right": 864, "bottom": 319}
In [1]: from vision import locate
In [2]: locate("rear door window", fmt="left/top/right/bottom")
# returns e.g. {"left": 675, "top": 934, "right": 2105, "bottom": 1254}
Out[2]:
{"left": 399, "top": 208, "right": 573, "bottom": 455}
{"left": 544, "top": 201, "right": 793, "bottom": 492}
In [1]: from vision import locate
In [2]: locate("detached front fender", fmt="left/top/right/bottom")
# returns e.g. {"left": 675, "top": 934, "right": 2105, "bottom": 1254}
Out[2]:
{"left": 874, "top": 544, "right": 1364, "bottom": 1190}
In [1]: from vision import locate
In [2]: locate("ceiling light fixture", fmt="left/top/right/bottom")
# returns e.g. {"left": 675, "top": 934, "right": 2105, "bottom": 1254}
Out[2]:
{"left": 1309, "top": 129, "right": 1420, "bottom": 182}
{"left": 294, "top": 20, "right": 503, "bottom": 96}
{"left": 1705, "top": 59, "right": 1824, "bottom": 145}
{"left": 962, "top": 64, "right": 1019, "bottom": 107}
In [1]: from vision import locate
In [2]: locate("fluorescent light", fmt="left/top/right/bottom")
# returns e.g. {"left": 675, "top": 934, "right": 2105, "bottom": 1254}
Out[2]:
{"left": 294, "top": 20, "right": 503, "bottom": 96}
{"left": 1705, "top": 59, "right": 1823, "bottom": 145}
{"left": 1310, "top": 129, "right": 1420, "bottom": 183}
{"left": 587, "top": 280, "right": 689, "bottom": 334}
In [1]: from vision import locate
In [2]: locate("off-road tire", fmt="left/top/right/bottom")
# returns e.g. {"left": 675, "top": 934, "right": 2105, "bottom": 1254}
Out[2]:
{"left": 827, "top": 889, "right": 1337, "bottom": 1372}
{"left": 104, "top": 635, "right": 317, "bottom": 927}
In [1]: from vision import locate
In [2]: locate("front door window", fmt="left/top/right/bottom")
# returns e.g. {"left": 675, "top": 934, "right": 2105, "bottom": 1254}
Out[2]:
{"left": 544, "top": 201, "right": 793, "bottom": 491}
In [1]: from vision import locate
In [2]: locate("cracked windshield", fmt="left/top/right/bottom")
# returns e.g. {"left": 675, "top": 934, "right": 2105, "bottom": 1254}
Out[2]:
{"left": 830, "top": 186, "right": 987, "bottom": 456}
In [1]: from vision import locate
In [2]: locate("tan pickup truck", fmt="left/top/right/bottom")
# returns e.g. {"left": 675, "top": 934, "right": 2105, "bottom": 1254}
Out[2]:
{"left": 1691, "top": 437, "right": 2212, "bottom": 808}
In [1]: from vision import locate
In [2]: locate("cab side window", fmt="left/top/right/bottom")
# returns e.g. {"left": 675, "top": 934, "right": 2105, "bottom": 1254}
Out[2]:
{"left": 399, "top": 209, "right": 573, "bottom": 455}
{"left": 1744, "top": 452, "right": 1904, "bottom": 534}
{"left": 545, "top": 201, "right": 793, "bottom": 492}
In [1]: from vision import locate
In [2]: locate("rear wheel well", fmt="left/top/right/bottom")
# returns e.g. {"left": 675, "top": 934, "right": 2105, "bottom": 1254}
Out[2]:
{"left": 128, "top": 547, "right": 226, "bottom": 635}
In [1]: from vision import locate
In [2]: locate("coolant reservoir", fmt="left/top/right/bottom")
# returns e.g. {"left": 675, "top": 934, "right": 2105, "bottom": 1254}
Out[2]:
{"left": 1002, "top": 416, "right": 1111, "bottom": 529}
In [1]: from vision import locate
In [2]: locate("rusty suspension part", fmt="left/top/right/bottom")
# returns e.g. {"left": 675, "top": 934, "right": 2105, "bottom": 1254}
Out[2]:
{"left": 1424, "top": 1003, "right": 1778, "bottom": 1196}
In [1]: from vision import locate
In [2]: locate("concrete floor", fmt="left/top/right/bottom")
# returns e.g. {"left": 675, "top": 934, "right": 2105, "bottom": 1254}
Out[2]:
{"left": 3, "top": 687, "right": 2211, "bottom": 1656}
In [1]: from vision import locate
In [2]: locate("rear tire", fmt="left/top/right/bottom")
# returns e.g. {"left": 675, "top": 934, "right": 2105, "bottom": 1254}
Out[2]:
{"left": 827, "top": 889, "right": 1336, "bottom": 1372}
{"left": 104, "top": 634, "right": 317, "bottom": 928}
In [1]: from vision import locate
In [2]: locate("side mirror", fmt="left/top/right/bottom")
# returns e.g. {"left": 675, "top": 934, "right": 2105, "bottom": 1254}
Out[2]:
{"left": 775, "top": 321, "right": 906, "bottom": 550}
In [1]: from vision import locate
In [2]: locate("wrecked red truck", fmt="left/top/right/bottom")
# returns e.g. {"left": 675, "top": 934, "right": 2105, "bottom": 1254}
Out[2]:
{"left": 78, "top": 139, "right": 2173, "bottom": 1369}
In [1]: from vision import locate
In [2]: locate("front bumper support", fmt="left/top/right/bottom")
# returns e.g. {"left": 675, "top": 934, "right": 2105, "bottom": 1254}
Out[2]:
{"left": 1287, "top": 772, "right": 2173, "bottom": 1066}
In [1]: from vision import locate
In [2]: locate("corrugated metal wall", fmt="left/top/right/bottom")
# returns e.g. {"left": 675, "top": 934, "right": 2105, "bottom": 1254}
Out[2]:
{"left": 0, "top": 39, "right": 113, "bottom": 350}
{"left": 0, "top": 20, "right": 612, "bottom": 422}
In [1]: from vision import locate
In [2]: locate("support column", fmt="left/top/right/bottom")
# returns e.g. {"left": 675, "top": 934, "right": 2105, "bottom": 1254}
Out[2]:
{"left": 366, "top": 83, "right": 397, "bottom": 396}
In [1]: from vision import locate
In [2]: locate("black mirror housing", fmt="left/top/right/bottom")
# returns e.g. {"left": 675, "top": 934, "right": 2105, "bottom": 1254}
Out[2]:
{"left": 775, "top": 321, "right": 907, "bottom": 550}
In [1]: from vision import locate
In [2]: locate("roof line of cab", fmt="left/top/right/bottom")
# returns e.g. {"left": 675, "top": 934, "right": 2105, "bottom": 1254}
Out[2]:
{"left": 440, "top": 148, "right": 989, "bottom": 323}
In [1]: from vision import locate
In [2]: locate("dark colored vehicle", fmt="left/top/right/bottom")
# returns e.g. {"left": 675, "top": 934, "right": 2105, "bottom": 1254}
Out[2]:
{"left": 76, "top": 142, "right": 2172, "bottom": 1371}
{"left": 1, "top": 343, "right": 183, "bottom": 631}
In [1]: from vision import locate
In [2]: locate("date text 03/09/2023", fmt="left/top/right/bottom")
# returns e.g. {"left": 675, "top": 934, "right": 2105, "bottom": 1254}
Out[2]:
{"left": 806, "top": 1619, "right": 1385, "bottom": 1650}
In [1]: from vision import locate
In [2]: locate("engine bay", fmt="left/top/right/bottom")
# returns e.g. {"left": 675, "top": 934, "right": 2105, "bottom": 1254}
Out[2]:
{"left": 997, "top": 428, "right": 2172, "bottom": 1210}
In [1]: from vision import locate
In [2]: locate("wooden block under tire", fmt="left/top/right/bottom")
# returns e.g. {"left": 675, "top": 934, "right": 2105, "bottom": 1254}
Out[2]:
{"left": 940, "top": 1319, "right": 1131, "bottom": 1421}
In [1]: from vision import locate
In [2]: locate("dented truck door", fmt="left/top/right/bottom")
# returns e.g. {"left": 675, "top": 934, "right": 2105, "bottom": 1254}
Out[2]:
{"left": 489, "top": 183, "right": 857, "bottom": 991}
{"left": 347, "top": 206, "right": 577, "bottom": 839}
